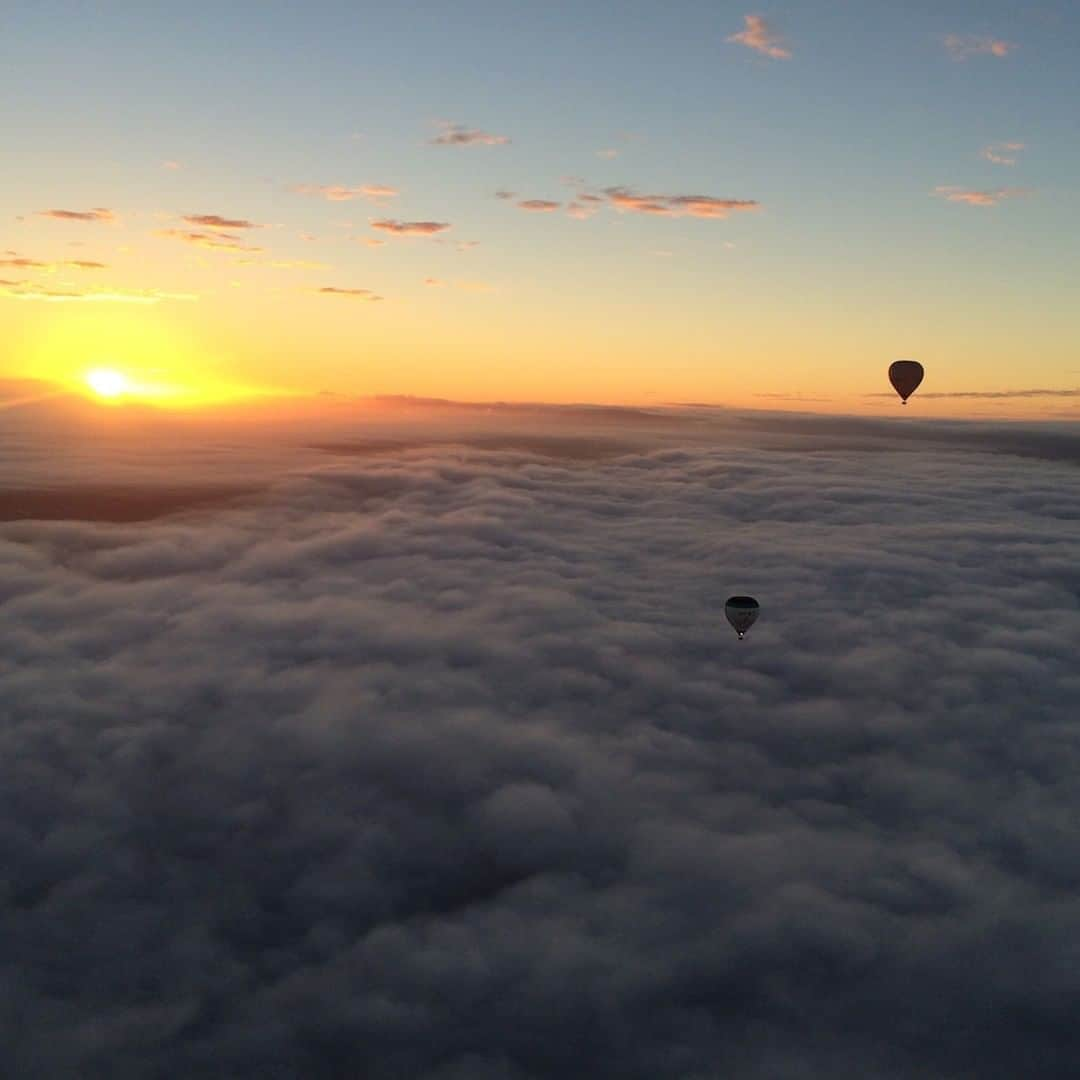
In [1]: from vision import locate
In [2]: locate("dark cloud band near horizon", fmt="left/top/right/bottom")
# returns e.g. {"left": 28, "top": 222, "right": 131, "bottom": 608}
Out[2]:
{"left": 1, "top": 406, "right": 1079, "bottom": 1078}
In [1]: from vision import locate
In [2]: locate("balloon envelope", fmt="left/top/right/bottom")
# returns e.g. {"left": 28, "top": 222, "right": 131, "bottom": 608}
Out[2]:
{"left": 888, "top": 360, "right": 924, "bottom": 403}
{"left": 725, "top": 596, "right": 759, "bottom": 639}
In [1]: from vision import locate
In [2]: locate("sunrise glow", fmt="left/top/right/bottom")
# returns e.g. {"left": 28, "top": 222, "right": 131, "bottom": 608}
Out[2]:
{"left": 84, "top": 368, "right": 131, "bottom": 398}
{"left": 1, "top": 4, "right": 1077, "bottom": 421}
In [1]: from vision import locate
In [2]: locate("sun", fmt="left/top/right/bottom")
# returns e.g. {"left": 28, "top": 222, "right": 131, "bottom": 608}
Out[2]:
{"left": 85, "top": 368, "right": 132, "bottom": 398}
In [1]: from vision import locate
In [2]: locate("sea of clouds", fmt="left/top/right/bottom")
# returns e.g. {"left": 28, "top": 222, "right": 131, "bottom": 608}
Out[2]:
{"left": 2, "top": 392, "right": 1079, "bottom": 1078}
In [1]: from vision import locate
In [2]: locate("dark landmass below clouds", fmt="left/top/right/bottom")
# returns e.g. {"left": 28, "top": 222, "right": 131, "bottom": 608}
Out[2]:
{"left": 2, "top": 399, "right": 1079, "bottom": 1078}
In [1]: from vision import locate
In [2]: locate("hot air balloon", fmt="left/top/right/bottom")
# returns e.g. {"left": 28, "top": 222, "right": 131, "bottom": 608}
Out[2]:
{"left": 725, "top": 596, "right": 759, "bottom": 640}
{"left": 888, "top": 360, "right": 924, "bottom": 405}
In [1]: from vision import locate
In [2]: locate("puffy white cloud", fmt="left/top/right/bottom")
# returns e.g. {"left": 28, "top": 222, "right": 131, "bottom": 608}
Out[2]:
{"left": 1, "top": 400, "right": 1079, "bottom": 1076}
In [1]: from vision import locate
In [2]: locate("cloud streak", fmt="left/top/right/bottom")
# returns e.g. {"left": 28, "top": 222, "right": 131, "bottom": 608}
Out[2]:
{"left": 36, "top": 208, "right": 116, "bottom": 223}
{"left": 370, "top": 219, "right": 450, "bottom": 237}
{"left": 292, "top": 184, "right": 399, "bottom": 203}
{"left": 0, "top": 283, "right": 195, "bottom": 303}
{"left": 933, "top": 186, "right": 1029, "bottom": 206}
{"left": 868, "top": 387, "right": 1080, "bottom": 400}
{"left": 156, "top": 229, "right": 264, "bottom": 252}
{"left": 0, "top": 257, "right": 107, "bottom": 271}
{"left": 945, "top": 34, "right": 1015, "bottom": 59}
{"left": 726, "top": 14, "right": 791, "bottom": 59}
{"left": 981, "top": 141, "right": 1024, "bottom": 165}
{"left": 604, "top": 187, "right": 760, "bottom": 219}
{"left": 182, "top": 214, "right": 263, "bottom": 230}
{"left": 430, "top": 122, "right": 510, "bottom": 146}
{"left": 316, "top": 286, "right": 382, "bottom": 301}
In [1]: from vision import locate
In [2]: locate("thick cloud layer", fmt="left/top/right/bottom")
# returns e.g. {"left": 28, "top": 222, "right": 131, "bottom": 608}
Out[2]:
{"left": 2, "top": 403, "right": 1079, "bottom": 1078}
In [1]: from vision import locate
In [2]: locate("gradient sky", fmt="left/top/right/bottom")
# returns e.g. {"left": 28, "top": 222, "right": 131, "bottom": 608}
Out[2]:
{"left": 3, "top": 1, "right": 1078, "bottom": 416}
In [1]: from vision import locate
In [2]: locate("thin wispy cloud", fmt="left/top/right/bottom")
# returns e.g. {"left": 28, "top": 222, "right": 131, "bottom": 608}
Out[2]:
{"left": 934, "top": 186, "right": 1029, "bottom": 206}
{"left": 429, "top": 121, "right": 510, "bottom": 146}
{"left": 181, "top": 214, "right": 262, "bottom": 230}
{"left": 755, "top": 392, "right": 832, "bottom": 402}
{"left": 945, "top": 34, "right": 1015, "bottom": 59}
{"left": 315, "top": 286, "right": 382, "bottom": 301}
{"left": 596, "top": 148, "right": 619, "bottom": 159}
{"left": 604, "top": 187, "right": 760, "bottom": 219}
{"left": 156, "top": 229, "right": 263, "bottom": 252}
{"left": 370, "top": 219, "right": 450, "bottom": 237}
{"left": 36, "top": 208, "right": 116, "bottom": 223}
{"left": 0, "top": 256, "right": 107, "bottom": 271}
{"left": 726, "top": 14, "right": 791, "bottom": 60}
{"left": 0, "top": 257, "right": 50, "bottom": 270}
{"left": 0, "top": 283, "right": 195, "bottom": 303}
{"left": 981, "top": 141, "right": 1025, "bottom": 165}
{"left": 868, "top": 387, "right": 1080, "bottom": 400}
{"left": 162, "top": 160, "right": 181, "bottom": 170}
{"left": 566, "top": 201, "right": 599, "bottom": 220}
{"left": 261, "top": 259, "right": 328, "bottom": 270}
{"left": 292, "top": 184, "right": 399, "bottom": 203}
{"left": 517, "top": 199, "right": 561, "bottom": 212}
{"left": 424, "top": 278, "right": 445, "bottom": 287}
{"left": 494, "top": 190, "right": 517, "bottom": 200}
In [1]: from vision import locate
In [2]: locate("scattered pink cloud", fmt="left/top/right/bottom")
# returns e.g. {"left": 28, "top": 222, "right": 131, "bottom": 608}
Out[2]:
{"left": 726, "top": 15, "right": 791, "bottom": 60}
{"left": 604, "top": 187, "right": 760, "bottom": 218}
{"left": 424, "top": 278, "right": 445, "bottom": 287}
{"left": 933, "top": 186, "right": 1029, "bottom": 206}
{"left": 517, "top": 199, "right": 561, "bottom": 212}
{"left": 371, "top": 219, "right": 450, "bottom": 237}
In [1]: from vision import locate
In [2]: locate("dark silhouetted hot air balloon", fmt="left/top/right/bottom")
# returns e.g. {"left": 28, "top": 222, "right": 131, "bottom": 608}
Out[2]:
{"left": 725, "top": 596, "right": 759, "bottom": 640}
{"left": 888, "top": 360, "right": 924, "bottom": 404}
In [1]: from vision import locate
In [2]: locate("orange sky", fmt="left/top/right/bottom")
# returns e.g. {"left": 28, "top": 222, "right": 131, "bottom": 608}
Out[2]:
{"left": 3, "top": 4, "right": 1078, "bottom": 422}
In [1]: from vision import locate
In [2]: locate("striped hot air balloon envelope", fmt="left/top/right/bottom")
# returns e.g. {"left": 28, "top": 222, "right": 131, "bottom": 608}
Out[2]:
{"left": 724, "top": 596, "right": 759, "bottom": 640}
